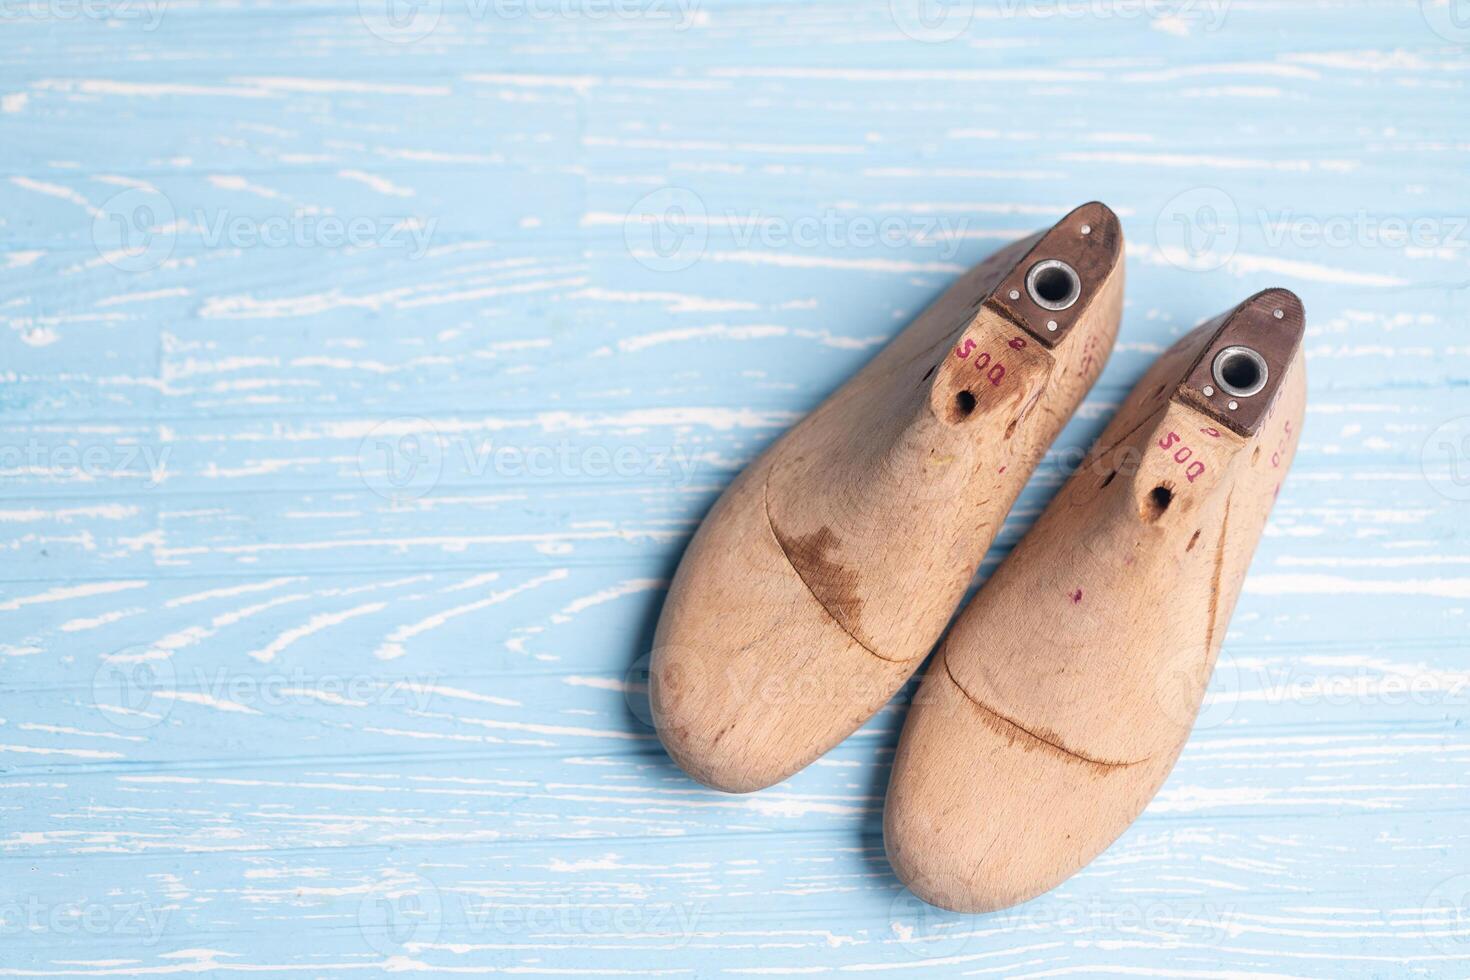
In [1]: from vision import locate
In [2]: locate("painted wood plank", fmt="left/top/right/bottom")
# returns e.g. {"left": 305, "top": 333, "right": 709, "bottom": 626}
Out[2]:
{"left": 1, "top": 0, "right": 1467, "bottom": 975}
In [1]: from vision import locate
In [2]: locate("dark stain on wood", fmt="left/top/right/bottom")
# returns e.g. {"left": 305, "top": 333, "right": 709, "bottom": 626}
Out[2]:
{"left": 776, "top": 525, "right": 865, "bottom": 631}
{"left": 944, "top": 655, "right": 1141, "bottom": 774}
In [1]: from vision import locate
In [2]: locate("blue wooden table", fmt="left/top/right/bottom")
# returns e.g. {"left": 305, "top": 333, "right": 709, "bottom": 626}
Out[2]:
{"left": 2, "top": 0, "right": 1468, "bottom": 974}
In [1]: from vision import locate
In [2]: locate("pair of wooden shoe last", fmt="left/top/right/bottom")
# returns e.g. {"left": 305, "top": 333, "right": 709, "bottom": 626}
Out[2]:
{"left": 649, "top": 202, "right": 1305, "bottom": 913}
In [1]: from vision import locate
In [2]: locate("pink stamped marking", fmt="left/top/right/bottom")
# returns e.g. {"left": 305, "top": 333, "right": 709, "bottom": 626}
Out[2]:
{"left": 951, "top": 336, "right": 1028, "bottom": 388}
{"left": 1158, "top": 431, "right": 1207, "bottom": 484}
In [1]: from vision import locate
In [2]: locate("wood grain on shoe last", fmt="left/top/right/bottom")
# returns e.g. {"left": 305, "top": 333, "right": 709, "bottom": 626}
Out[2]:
{"left": 650, "top": 203, "right": 1125, "bottom": 793}
{"left": 884, "top": 289, "right": 1307, "bottom": 912}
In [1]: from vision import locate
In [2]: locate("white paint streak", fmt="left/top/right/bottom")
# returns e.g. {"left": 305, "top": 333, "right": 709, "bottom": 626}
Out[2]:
{"left": 376, "top": 570, "right": 568, "bottom": 660}
{"left": 0, "top": 580, "right": 147, "bottom": 612}
{"left": 249, "top": 602, "right": 387, "bottom": 663}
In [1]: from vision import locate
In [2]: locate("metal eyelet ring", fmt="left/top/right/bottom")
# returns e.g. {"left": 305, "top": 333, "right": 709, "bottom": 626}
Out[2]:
{"left": 1211, "top": 345, "right": 1269, "bottom": 398}
{"left": 1024, "top": 259, "right": 1081, "bottom": 312}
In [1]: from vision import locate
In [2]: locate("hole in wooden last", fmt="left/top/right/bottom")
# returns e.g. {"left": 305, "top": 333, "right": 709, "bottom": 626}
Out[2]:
{"left": 951, "top": 389, "right": 977, "bottom": 422}
{"left": 1143, "top": 484, "right": 1173, "bottom": 522}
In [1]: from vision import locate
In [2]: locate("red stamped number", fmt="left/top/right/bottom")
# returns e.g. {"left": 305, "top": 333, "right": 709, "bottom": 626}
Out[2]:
{"left": 953, "top": 336, "right": 1027, "bottom": 387}
{"left": 1157, "top": 430, "right": 1208, "bottom": 483}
